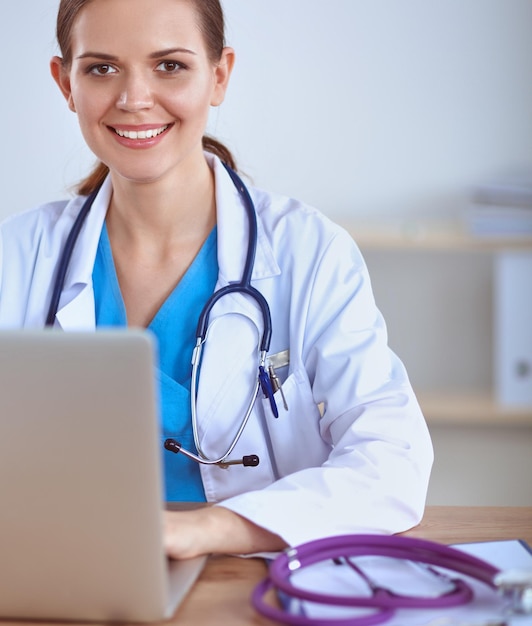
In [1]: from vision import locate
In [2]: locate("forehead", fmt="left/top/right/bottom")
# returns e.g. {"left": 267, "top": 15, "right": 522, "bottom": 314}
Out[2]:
{"left": 70, "top": 0, "right": 204, "bottom": 55}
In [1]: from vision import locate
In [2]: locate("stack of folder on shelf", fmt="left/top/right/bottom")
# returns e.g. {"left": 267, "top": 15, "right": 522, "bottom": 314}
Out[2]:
{"left": 466, "top": 176, "right": 532, "bottom": 238}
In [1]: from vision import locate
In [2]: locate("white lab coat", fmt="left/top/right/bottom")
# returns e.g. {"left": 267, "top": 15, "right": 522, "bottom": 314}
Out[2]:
{"left": 0, "top": 155, "right": 433, "bottom": 546}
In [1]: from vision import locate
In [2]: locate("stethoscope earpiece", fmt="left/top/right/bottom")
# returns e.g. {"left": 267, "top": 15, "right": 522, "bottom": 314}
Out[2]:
{"left": 164, "top": 438, "right": 260, "bottom": 468}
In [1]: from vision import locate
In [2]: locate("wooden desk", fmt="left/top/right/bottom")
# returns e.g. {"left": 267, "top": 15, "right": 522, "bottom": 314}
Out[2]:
{"left": 2, "top": 507, "right": 530, "bottom": 626}
{"left": 170, "top": 505, "right": 532, "bottom": 625}
{"left": 401, "top": 505, "right": 532, "bottom": 546}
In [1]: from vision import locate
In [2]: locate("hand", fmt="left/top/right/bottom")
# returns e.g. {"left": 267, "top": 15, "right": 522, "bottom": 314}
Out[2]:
{"left": 164, "top": 505, "right": 287, "bottom": 559}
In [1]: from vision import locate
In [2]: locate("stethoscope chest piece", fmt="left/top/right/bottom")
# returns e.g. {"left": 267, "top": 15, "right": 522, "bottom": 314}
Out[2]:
{"left": 494, "top": 568, "right": 532, "bottom": 613}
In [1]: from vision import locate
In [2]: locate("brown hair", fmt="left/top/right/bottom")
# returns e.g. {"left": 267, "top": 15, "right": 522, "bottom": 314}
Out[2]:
{"left": 56, "top": 0, "right": 237, "bottom": 195}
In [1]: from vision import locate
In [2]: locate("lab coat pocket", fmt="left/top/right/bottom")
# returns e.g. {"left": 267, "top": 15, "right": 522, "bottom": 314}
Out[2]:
{"left": 260, "top": 368, "right": 329, "bottom": 476}
{"left": 260, "top": 369, "right": 298, "bottom": 420}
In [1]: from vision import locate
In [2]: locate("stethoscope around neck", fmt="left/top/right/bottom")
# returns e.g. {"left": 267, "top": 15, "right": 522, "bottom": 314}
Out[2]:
{"left": 45, "top": 163, "right": 280, "bottom": 469}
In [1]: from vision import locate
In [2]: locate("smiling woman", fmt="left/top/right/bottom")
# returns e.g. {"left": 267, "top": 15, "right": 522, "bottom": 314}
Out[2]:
{"left": 51, "top": 0, "right": 235, "bottom": 194}
{"left": 0, "top": 0, "right": 433, "bottom": 560}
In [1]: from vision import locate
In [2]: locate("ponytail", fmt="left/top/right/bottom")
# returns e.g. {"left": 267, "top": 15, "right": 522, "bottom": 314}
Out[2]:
{"left": 202, "top": 135, "right": 237, "bottom": 171}
{"left": 77, "top": 162, "right": 110, "bottom": 197}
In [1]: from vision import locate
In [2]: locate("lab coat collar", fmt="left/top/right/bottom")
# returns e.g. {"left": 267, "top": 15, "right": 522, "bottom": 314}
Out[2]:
{"left": 55, "top": 156, "right": 281, "bottom": 330}
{"left": 209, "top": 154, "right": 280, "bottom": 285}
{"left": 55, "top": 178, "right": 112, "bottom": 330}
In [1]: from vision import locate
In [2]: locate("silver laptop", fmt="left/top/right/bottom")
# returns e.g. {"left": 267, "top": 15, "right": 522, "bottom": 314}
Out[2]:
{"left": 0, "top": 329, "right": 206, "bottom": 622}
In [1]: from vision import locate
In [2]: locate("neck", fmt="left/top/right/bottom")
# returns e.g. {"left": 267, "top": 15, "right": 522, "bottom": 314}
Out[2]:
{"left": 106, "top": 156, "right": 216, "bottom": 254}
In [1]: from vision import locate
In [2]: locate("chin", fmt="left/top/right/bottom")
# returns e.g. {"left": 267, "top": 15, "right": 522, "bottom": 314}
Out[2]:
{"left": 114, "top": 167, "right": 169, "bottom": 186}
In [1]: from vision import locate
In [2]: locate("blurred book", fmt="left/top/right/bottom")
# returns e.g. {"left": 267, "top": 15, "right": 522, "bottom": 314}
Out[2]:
{"left": 467, "top": 177, "right": 532, "bottom": 238}
{"left": 495, "top": 252, "right": 532, "bottom": 407}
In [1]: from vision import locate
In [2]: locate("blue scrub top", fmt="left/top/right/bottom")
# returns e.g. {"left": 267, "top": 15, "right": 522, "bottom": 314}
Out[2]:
{"left": 92, "top": 223, "right": 218, "bottom": 502}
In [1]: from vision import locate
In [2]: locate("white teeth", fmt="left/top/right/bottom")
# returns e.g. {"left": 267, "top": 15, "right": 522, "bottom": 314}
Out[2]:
{"left": 115, "top": 125, "right": 168, "bottom": 140}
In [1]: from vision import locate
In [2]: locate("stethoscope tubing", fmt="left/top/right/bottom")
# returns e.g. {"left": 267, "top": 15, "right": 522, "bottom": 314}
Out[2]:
{"left": 186, "top": 163, "right": 274, "bottom": 465}
{"left": 269, "top": 534, "right": 499, "bottom": 605}
{"left": 189, "top": 339, "right": 262, "bottom": 465}
{"left": 195, "top": 162, "right": 272, "bottom": 352}
{"left": 252, "top": 534, "right": 501, "bottom": 626}
{"left": 253, "top": 578, "right": 393, "bottom": 626}
{"left": 45, "top": 186, "right": 100, "bottom": 327}
{"left": 194, "top": 281, "right": 272, "bottom": 352}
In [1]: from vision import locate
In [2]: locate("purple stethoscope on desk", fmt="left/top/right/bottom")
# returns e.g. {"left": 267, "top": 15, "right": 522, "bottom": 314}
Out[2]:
{"left": 252, "top": 534, "right": 532, "bottom": 625}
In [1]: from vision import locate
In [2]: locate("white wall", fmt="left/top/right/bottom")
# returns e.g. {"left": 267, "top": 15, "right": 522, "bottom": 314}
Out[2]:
{"left": 1, "top": 0, "right": 531, "bottom": 218}
{"left": 427, "top": 424, "right": 532, "bottom": 506}
{"left": 220, "top": 0, "right": 532, "bottom": 217}
{"left": 1, "top": 2, "right": 88, "bottom": 215}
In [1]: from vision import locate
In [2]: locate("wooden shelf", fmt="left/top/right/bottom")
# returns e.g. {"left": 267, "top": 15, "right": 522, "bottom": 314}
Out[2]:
{"left": 339, "top": 218, "right": 532, "bottom": 252}
{"left": 418, "top": 390, "right": 532, "bottom": 426}
{"left": 339, "top": 219, "right": 532, "bottom": 427}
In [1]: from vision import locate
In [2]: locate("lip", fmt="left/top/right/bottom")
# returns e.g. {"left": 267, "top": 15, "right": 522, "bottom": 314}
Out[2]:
{"left": 111, "top": 123, "right": 171, "bottom": 132}
{"left": 107, "top": 122, "right": 173, "bottom": 148}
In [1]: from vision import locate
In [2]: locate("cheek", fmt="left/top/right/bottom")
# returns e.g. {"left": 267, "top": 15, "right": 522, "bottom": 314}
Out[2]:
{"left": 70, "top": 82, "right": 107, "bottom": 125}
{"left": 70, "top": 93, "right": 111, "bottom": 152}
{"left": 75, "top": 101, "right": 101, "bottom": 137}
{"left": 164, "top": 79, "right": 216, "bottom": 120}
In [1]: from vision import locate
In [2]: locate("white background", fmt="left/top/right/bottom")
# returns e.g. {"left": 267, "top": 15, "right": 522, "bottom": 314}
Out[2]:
{"left": 1, "top": 0, "right": 531, "bottom": 219}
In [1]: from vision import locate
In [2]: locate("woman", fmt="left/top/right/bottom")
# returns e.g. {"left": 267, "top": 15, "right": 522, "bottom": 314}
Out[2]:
{"left": 0, "top": 0, "right": 433, "bottom": 558}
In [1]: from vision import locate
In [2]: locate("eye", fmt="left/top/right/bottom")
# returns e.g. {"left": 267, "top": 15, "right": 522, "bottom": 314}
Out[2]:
{"left": 155, "top": 60, "right": 186, "bottom": 74}
{"left": 88, "top": 64, "right": 117, "bottom": 76}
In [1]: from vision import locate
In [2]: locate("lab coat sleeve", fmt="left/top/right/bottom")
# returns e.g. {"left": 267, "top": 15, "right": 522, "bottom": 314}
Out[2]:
{"left": 218, "top": 226, "right": 434, "bottom": 546}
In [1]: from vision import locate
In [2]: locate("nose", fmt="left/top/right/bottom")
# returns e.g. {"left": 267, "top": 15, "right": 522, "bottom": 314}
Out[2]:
{"left": 116, "top": 72, "right": 154, "bottom": 111}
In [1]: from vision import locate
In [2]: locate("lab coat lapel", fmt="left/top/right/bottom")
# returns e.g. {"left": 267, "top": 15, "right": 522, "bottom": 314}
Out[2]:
{"left": 54, "top": 179, "right": 111, "bottom": 331}
{"left": 193, "top": 158, "right": 280, "bottom": 454}
{"left": 210, "top": 155, "right": 280, "bottom": 285}
{"left": 55, "top": 284, "right": 96, "bottom": 330}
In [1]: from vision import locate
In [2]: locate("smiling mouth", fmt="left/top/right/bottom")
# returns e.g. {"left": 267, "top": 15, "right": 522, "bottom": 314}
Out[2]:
{"left": 113, "top": 124, "right": 170, "bottom": 140}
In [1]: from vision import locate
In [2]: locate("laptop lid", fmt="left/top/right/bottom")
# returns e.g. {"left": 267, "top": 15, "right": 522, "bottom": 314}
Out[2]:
{"left": 0, "top": 329, "right": 205, "bottom": 622}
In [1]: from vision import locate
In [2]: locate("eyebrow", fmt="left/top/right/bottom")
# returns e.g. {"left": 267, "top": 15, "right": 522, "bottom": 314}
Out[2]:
{"left": 75, "top": 48, "right": 197, "bottom": 61}
{"left": 149, "top": 47, "right": 197, "bottom": 59}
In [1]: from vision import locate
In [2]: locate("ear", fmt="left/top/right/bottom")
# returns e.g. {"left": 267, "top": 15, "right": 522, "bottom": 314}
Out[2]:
{"left": 210, "top": 47, "right": 235, "bottom": 107}
{"left": 50, "top": 56, "right": 77, "bottom": 112}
